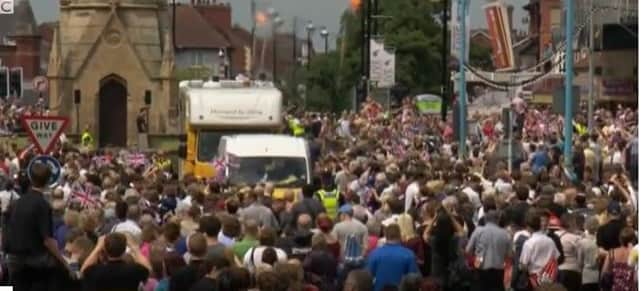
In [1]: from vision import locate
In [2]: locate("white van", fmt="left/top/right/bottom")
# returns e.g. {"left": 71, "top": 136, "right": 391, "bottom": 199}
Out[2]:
{"left": 217, "top": 135, "right": 311, "bottom": 193}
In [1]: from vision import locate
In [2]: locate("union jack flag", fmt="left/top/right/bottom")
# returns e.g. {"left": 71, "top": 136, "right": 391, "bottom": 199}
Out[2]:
{"left": 210, "top": 157, "right": 226, "bottom": 182}
{"left": 127, "top": 153, "right": 147, "bottom": 168}
{"left": 70, "top": 182, "right": 101, "bottom": 209}
{"left": 92, "top": 156, "right": 111, "bottom": 168}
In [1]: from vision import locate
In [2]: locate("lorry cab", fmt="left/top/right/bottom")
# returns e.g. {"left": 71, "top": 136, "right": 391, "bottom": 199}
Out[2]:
{"left": 178, "top": 80, "right": 283, "bottom": 179}
{"left": 218, "top": 134, "right": 311, "bottom": 199}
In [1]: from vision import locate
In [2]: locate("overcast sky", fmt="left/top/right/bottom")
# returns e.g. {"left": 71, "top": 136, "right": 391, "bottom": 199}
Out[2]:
{"left": 30, "top": 0, "right": 529, "bottom": 40}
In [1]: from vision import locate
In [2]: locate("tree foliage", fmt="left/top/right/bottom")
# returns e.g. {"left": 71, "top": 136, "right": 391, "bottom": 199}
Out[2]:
{"left": 300, "top": 0, "right": 446, "bottom": 112}
{"left": 175, "top": 66, "right": 212, "bottom": 82}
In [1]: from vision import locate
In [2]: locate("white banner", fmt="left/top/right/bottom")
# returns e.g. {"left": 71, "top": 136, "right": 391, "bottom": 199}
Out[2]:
{"left": 369, "top": 39, "right": 385, "bottom": 85}
{"left": 450, "top": 0, "right": 470, "bottom": 61}
{"left": 369, "top": 39, "right": 395, "bottom": 88}
{"left": 379, "top": 49, "right": 395, "bottom": 88}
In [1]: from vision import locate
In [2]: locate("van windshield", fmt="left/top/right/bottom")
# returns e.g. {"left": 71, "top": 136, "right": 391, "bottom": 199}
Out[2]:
{"left": 197, "top": 130, "right": 259, "bottom": 162}
{"left": 227, "top": 157, "right": 307, "bottom": 187}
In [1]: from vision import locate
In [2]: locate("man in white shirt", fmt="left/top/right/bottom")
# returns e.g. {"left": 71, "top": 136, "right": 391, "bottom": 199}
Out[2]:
{"left": 520, "top": 209, "right": 560, "bottom": 286}
{"left": 111, "top": 203, "right": 142, "bottom": 243}
{"left": 242, "top": 227, "right": 287, "bottom": 274}
{"left": 404, "top": 170, "right": 424, "bottom": 213}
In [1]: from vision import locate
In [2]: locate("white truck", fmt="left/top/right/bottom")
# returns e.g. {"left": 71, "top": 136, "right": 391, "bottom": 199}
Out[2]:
{"left": 178, "top": 79, "right": 284, "bottom": 179}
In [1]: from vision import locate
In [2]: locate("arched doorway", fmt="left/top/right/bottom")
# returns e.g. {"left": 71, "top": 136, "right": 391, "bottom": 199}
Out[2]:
{"left": 99, "top": 75, "right": 127, "bottom": 147}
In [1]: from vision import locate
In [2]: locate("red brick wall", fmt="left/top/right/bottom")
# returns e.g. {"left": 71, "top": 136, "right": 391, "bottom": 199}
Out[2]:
{"left": 1, "top": 36, "right": 41, "bottom": 80}
{"left": 538, "top": 0, "right": 561, "bottom": 59}
{"left": 0, "top": 46, "right": 17, "bottom": 67}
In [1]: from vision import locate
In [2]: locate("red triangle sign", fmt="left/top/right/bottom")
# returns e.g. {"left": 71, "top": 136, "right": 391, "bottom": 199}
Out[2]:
{"left": 21, "top": 116, "right": 69, "bottom": 154}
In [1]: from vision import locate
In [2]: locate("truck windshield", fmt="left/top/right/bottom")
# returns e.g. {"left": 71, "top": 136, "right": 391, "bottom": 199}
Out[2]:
{"left": 228, "top": 157, "right": 308, "bottom": 187}
{"left": 197, "top": 131, "right": 224, "bottom": 162}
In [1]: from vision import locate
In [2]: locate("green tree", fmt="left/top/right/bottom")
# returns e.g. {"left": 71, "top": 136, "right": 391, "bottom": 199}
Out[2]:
{"left": 303, "top": 0, "right": 446, "bottom": 112}
{"left": 175, "top": 66, "right": 212, "bottom": 81}
{"left": 469, "top": 44, "right": 494, "bottom": 71}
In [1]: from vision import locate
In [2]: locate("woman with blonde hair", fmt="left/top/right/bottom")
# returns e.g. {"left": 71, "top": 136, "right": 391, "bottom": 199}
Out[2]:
{"left": 398, "top": 213, "right": 425, "bottom": 272}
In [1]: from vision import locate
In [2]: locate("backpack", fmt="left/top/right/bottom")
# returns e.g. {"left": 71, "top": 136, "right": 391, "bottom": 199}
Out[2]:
{"left": 343, "top": 234, "right": 363, "bottom": 267}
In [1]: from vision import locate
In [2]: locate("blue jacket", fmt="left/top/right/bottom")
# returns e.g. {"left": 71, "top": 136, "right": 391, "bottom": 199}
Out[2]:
{"left": 366, "top": 242, "right": 420, "bottom": 291}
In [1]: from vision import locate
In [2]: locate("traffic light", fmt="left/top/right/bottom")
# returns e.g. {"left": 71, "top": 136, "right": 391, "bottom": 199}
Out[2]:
{"left": 9, "top": 67, "right": 22, "bottom": 98}
{"left": 0, "top": 67, "right": 7, "bottom": 99}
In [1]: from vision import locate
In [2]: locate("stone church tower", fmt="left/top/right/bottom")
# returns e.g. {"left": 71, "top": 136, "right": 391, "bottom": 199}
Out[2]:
{"left": 48, "top": 0, "right": 177, "bottom": 147}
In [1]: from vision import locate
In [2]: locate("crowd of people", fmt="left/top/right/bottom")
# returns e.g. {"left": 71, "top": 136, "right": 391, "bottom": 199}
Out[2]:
{"left": 0, "top": 95, "right": 636, "bottom": 291}
{"left": 0, "top": 97, "right": 48, "bottom": 135}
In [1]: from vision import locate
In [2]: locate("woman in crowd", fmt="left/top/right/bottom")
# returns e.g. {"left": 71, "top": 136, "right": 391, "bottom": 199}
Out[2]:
{"left": 602, "top": 227, "right": 638, "bottom": 291}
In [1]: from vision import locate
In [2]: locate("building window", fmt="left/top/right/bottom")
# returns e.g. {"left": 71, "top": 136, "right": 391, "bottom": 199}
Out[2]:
{"left": 192, "top": 52, "right": 204, "bottom": 66}
{"left": 595, "top": 66, "right": 602, "bottom": 76}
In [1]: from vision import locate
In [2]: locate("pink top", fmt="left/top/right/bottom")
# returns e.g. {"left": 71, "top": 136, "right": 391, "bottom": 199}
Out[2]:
{"left": 367, "top": 236, "right": 379, "bottom": 256}
{"left": 141, "top": 242, "right": 151, "bottom": 259}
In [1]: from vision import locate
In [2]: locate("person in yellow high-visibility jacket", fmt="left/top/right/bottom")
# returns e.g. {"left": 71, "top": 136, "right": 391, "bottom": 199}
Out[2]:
{"left": 317, "top": 188, "right": 340, "bottom": 220}
{"left": 573, "top": 121, "right": 588, "bottom": 137}
{"left": 288, "top": 117, "right": 305, "bottom": 137}
{"left": 154, "top": 150, "right": 172, "bottom": 172}
{"left": 81, "top": 126, "right": 94, "bottom": 149}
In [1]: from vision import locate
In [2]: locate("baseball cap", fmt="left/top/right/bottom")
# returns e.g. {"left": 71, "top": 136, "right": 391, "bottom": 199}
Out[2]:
{"left": 338, "top": 204, "right": 353, "bottom": 216}
{"left": 608, "top": 201, "right": 621, "bottom": 216}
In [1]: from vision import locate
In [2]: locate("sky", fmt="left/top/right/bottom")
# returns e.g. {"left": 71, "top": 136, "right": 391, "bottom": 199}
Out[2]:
{"left": 30, "top": 0, "right": 529, "bottom": 40}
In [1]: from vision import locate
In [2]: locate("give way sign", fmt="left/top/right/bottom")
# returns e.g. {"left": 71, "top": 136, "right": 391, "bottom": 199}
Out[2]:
{"left": 21, "top": 116, "right": 69, "bottom": 154}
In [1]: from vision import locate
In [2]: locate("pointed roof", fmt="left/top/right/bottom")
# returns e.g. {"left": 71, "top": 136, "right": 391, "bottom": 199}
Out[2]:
{"left": 171, "top": 5, "right": 230, "bottom": 49}
{"left": 160, "top": 32, "right": 175, "bottom": 79}
{"left": 0, "top": 0, "right": 38, "bottom": 43}
{"left": 12, "top": 0, "right": 38, "bottom": 36}
{"left": 54, "top": 1, "right": 171, "bottom": 79}
{"left": 47, "top": 27, "right": 63, "bottom": 78}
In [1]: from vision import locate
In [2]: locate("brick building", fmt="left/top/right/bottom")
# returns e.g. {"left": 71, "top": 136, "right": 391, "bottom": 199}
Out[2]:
{"left": 173, "top": 0, "right": 302, "bottom": 80}
{"left": 0, "top": 0, "right": 41, "bottom": 101}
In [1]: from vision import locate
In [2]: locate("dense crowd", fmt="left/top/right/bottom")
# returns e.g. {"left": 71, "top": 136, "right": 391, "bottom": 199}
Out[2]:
{"left": 0, "top": 97, "right": 48, "bottom": 135}
{"left": 0, "top": 95, "right": 636, "bottom": 291}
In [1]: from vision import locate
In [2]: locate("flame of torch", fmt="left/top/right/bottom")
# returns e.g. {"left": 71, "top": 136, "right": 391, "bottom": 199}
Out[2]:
{"left": 350, "top": 0, "right": 361, "bottom": 11}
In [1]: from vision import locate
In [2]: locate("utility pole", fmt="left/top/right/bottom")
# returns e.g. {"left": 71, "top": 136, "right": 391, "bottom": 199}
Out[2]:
{"left": 360, "top": 0, "right": 367, "bottom": 102}
{"left": 457, "top": 0, "right": 467, "bottom": 160}
{"left": 250, "top": 0, "right": 256, "bottom": 78}
{"left": 564, "top": 0, "right": 575, "bottom": 173}
{"left": 373, "top": 0, "right": 379, "bottom": 35}
{"left": 587, "top": 0, "right": 595, "bottom": 133}
{"left": 293, "top": 16, "right": 298, "bottom": 69}
{"left": 441, "top": 0, "right": 449, "bottom": 122}
{"left": 306, "top": 21, "right": 315, "bottom": 68}
{"left": 172, "top": 0, "right": 176, "bottom": 49}
{"left": 366, "top": 0, "right": 372, "bottom": 82}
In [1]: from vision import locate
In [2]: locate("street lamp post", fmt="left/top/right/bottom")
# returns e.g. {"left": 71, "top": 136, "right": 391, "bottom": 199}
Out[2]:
{"left": 305, "top": 21, "right": 315, "bottom": 67}
{"left": 320, "top": 27, "right": 329, "bottom": 53}
{"left": 218, "top": 49, "right": 228, "bottom": 79}
{"left": 270, "top": 11, "right": 283, "bottom": 83}
{"left": 457, "top": 0, "right": 468, "bottom": 160}
{"left": 564, "top": 0, "right": 575, "bottom": 174}
{"left": 440, "top": 0, "right": 448, "bottom": 122}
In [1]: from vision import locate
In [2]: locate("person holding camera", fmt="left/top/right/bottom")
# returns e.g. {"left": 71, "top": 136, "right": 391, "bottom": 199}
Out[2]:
{"left": 80, "top": 233, "right": 152, "bottom": 291}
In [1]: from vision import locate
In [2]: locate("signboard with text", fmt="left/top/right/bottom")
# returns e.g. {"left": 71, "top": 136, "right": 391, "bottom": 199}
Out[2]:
{"left": 21, "top": 116, "right": 69, "bottom": 154}
{"left": 484, "top": 2, "right": 515, "bottom": 70}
